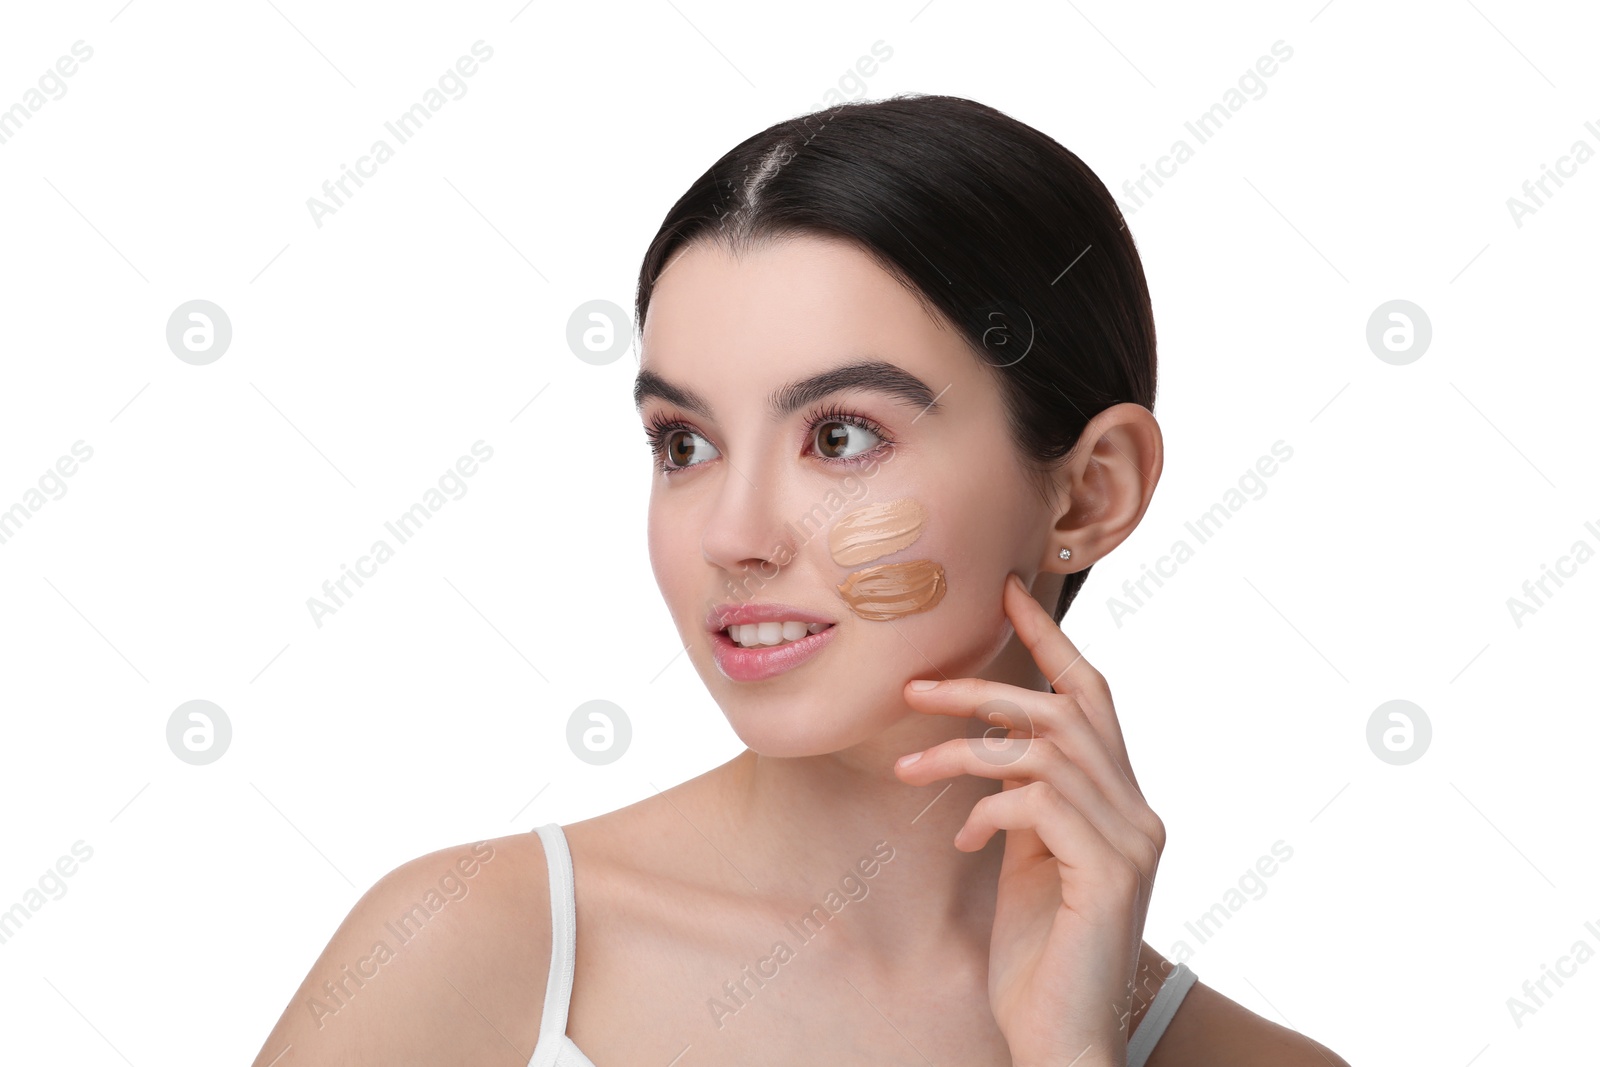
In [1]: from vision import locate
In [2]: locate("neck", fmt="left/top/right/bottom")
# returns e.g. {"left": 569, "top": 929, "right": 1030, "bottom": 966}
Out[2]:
{"left": 711, "top": 598, "right": 1055, "bottom": 973}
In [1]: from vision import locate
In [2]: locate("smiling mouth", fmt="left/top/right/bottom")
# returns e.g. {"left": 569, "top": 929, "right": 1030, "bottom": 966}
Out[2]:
{"left": 724, "top": 621, "right": 834, "bottom": 649}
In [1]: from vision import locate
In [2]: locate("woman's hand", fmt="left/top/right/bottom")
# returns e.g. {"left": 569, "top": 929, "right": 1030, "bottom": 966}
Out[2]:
{"left": 894, "top": 572, "right": 1165, "bottom": 1067}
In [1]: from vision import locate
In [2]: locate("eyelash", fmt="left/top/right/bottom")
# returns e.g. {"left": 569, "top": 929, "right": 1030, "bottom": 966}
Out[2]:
{"left": 642, "top": 401, "right": 896, "bottom": 476}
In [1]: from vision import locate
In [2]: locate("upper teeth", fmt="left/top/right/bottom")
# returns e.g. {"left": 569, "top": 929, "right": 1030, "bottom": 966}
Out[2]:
{"left": 727, "top": 621, "right": 829, "bottom": 648}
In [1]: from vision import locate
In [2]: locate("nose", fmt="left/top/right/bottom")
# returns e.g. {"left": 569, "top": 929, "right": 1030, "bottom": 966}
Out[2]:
{"left": 700, "top": 458, "right": 799, "bottom": 584}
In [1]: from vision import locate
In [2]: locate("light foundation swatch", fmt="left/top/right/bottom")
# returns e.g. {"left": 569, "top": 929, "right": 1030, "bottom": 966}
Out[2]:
{"left": 829, "top": 498, "right": 928, "bottom": 567}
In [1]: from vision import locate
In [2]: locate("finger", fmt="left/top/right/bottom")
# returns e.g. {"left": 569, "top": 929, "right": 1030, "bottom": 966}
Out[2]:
{"left": 899, "top": 736, "right": 1159, "bottom": 887}
{"left": 1004, "top": 573, "right": 1138, "bottom": 787}
{"left": 958, "top": 781, "right": 1155, "bottom": 914}
{"left": 903, "top": 677, "right": 1150, "bottom": 822}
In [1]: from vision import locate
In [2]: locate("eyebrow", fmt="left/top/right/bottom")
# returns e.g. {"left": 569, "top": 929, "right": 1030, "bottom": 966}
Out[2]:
{"left": 633, "top": 358, "right": 944, "bottom": 420}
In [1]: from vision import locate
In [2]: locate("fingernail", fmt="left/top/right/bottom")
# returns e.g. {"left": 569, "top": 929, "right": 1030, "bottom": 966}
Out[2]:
{"left": 897, "top": 751, "right": 923, "bottom": 767}
{"left": 908, "top": 679, "right": 939, "bottom": 691}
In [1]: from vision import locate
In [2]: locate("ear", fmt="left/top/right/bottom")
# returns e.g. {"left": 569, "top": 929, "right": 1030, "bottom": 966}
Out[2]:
{"left": 1039, "top": 403, "right": 1163, "bottom": 574}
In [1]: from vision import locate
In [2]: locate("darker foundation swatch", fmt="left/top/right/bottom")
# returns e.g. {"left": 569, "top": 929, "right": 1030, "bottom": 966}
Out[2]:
{"left": 836, "top": 559, "right": 947, "bottom": 621}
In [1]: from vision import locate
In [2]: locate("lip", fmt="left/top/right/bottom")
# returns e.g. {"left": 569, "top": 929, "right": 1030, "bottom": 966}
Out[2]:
{"left": 710, "top": 623, "right": 837, "bottom": 682}
{"left": 705, "top": 601, "right": 838, "bottom": 683}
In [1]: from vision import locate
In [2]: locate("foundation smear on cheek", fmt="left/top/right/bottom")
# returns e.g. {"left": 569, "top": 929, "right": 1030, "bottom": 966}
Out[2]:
{"left": 837, "top": 560, "right": 947, "bottom": 621}
{"left": 829, "top": 498, "right": 927, "bottom": 566}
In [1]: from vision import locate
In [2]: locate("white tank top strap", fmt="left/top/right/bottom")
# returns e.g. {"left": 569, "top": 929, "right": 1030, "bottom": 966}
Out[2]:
{"left": 529, "top": 822, "right": 578, "bottom": 1067}
{"left": 1126, "top": 961, "right": 1199, "bottom": 1067}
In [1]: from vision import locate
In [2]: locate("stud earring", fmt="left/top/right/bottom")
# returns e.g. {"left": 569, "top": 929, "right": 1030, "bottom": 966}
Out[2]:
{"left": 1058, "top": 548, "right": 1072, "bottom": 561}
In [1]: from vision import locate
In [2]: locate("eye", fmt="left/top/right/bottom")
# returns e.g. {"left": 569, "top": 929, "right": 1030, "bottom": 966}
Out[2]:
{"left": 665, "top": 428, "right": 719, "bottom": 469}
{"left": 644, "top": 418, "right": 720, "bottom": 474}
{"left": 804, "top": 402, "right": 893, "bottom": 464}
{"left": 814, "top": 417, "right": 883, "bottom": 460}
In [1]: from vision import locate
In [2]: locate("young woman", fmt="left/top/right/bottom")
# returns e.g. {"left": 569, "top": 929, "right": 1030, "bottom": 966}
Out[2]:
{"left": 253, "top": 94, "right": 1349, "bottom": 1066}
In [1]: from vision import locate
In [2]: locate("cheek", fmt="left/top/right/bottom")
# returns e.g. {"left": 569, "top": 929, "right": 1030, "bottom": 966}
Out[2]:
{"left": 647, "top": 500, "right": 701, "bottom": 624}
{"left": 646, "top": 507, "right": 671, "bottom": 592}
{"left": 827, "top": 492, "right": 1022, "bottom": 616}
{"left": 827, "top": 494, "right": 1023, "bottom": 669}
{"left": 828, "top": 497, "right": 943, "bottom": 621}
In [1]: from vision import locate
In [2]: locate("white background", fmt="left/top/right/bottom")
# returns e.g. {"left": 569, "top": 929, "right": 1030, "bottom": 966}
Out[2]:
{"left": 1, "top": 1, "right": 1596, "bottom": 1064}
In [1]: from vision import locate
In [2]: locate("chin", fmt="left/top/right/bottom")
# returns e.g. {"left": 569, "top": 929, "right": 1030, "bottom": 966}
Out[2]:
{"left": 720, "top": 699, "right": 903, "bottom": 758}
{"left": 676, "top": 635, "right": 892, "bottom": 755}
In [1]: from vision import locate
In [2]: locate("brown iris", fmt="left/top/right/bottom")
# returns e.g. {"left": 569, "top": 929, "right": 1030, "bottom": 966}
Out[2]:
{"left": 816, "top": 421, "right": 859, "bottom": 459}
{"left": 666, "top": 430, "right": 700, "bottom": 467}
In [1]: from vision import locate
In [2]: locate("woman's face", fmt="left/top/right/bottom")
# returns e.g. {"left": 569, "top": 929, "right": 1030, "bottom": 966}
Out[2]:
{"left": 636, "top": 233, "right": 1058, "bottom": 757}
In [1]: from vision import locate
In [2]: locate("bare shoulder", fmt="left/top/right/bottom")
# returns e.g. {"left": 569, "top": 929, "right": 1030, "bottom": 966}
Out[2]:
{"left": 249, "top": 830, "right": 553, "bottom": 1067}
{"left": 1148, "top": 975, "right": 1351, "bottom": 1067}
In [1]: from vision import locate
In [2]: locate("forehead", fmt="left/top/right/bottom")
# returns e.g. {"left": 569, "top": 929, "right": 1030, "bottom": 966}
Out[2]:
{"left": 638, "top": 234, "right": 966, "bottom": 385}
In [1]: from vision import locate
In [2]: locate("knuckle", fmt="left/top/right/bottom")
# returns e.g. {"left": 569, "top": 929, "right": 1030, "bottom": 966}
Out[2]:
{"left": 952, "top": 678, "right": 988, "bottom": 699}
{"left": 1035, "top": 718, "right": 1079, "bottom": 760}
{"left": 971, "top": 788, "right": 1003, "bottom": 818}
{"left": 1119, "top": 853, "right": 1147, "bottom": 889}
{"left": 1023, "top": 779, "right": 1058, "bottom": 808}
{"left": 1063, "top": 659, "right": 1107, "bottom": 695}
{"left": 1145, "top": 811, "right": 1167, "bottom": 851}
{"left": 1100, "top": 854, "right": 1141, "bottom": 894}
{"left": 1016, "top": 731, "right": 1061, "bottom": 768}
